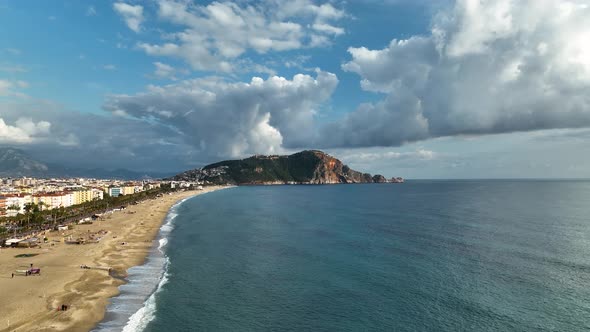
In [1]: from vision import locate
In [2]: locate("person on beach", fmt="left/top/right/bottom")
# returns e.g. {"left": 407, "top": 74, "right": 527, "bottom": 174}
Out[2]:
{"left": 11, "top": 273, "right": 14, "bottom": 278}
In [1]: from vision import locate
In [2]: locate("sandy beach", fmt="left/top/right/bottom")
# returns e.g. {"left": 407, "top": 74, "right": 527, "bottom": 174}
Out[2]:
{"left": 0, "top": 187, "right": 225, "bottom": 332}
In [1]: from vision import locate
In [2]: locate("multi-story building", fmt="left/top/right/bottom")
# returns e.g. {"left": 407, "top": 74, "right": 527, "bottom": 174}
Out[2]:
{"left": 15, "top": 187, "right": 35, "bottom": 194}
{"left": 108, "top": 187, "right": 122, "bottom": 197}
{"left": 1, "top": 194, "right": 32, "bottom": 216}
{"left": 72, "top": 189, "right": 91, "bottom": 205}
{"left": 0, "top": 196, "right": 6, "bottom": 217}
{"left": 91, "top": 188, "right": 104, "bottom": 201}
{"left": 33, "top": 192, "right": 75, "bottom": 210}
{"left": 109, "top": 184, "right": 143, "bottom": 196}
{"left": 69, "top": 188, "right": 105, "bottom": 205}
{"left": 2, "top": 177, "right": 165, "bottom": 210}
{"left": 144, "top": 182, "right": 161, "bottom": 190}
{"left": 123, "top": 186, "right": 136, "bottom": 195}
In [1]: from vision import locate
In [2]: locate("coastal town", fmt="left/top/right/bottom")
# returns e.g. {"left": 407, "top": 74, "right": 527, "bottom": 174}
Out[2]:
{"left": 0, "top": 177, "right": 154, "bottom": 217}
{"left": 0, "top": 177, "right": 203, "bottom": 243}
{"left": 0, "top": 177, "right": 209, "bottom": 214}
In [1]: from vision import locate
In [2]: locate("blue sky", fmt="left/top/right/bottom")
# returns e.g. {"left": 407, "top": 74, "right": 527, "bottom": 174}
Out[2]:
{"left": 1, "top": 0, "right": 590, "bottom": 178}
{"left": 0, "top": 0, "right": 432, "bottom": 115}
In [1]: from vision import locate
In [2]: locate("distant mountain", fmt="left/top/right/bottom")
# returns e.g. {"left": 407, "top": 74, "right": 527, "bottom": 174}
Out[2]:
{"left": 0, "top": 147, "right": 50, "bottom": 177}
{"left": 46, "top": 165, "right": 174, "bottom": 180}
{"left": 169, "top": 150, "right": 391, "bottom": 185}
{"left": 0, "top": 147, "right": 172, "bottom": 180}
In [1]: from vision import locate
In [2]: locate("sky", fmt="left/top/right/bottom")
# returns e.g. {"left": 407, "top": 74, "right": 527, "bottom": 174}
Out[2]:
{"left": 1, "top": 0, "right": 590, "bottom": 179}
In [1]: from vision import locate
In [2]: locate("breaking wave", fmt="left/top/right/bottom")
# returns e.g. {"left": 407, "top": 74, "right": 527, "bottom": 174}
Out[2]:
{"left": 92, "top": 196, "right": 193, "bottom": 332}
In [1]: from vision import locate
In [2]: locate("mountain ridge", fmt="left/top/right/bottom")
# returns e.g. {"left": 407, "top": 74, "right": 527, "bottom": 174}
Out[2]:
{"left": 169, "top": 150, "right": 395, "bottom": 185}
{"left": 0, "top": 147, "right": 172, "bottom": 179}
{"left": 0, "top": 147, "right": 49, "bottom": 176}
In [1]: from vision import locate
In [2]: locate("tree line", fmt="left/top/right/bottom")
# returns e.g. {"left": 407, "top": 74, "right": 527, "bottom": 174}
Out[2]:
{"left": 0, "top": 184, "right": 179, "bottom": 240}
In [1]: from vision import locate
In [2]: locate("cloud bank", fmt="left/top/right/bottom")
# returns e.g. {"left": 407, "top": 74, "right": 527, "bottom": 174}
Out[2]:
{"left": 116, "top": 0, "right": 590, "bottom": 158}
{"left": 323, "top": 0, "right": 590, "bottom": 147}
{"left": 103, "top": 71, "right": 338, "bottom": 158}
{"left": 0, "top": 102, "right": 193, "bottom": 171}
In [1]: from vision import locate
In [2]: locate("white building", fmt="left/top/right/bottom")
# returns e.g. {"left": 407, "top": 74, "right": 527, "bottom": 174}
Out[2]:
{"left": 33, "top": 192, "right": 75, "bottom": 210}
{"left": 1, "top": 194, "right": 32, "bottom": 216}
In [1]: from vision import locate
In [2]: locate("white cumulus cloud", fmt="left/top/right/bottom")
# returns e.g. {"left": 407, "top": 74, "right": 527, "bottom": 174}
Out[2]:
{"left": 324, "top": 0, "right": 590, "bottom": 148}
{"left": 113, "top": 2, "right": 144, "bottom": 33}
{"left": 138, "top": 0, "right": 346, "bottom": 72}
{"left": 103, "top": 71, "right": 339, "bottom": 158}
{"left": 0, "top": 117, "right": 51, "bottom": 144}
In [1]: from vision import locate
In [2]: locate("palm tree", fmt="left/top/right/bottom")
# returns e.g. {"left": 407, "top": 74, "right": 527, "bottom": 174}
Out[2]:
{"left": 51, "top": 206, "right": 66, "bottom": 228}
{"left": 7, "top": 204, "right": 20, "bottom": 218}
{"left": 8, "top": 203, "right": 20, "bottom": 212}
{"left": 5, "top": 204, "right": 20, "bottom": 235}
{"left": 23, "top": 203, "right": 33, "bottom": 230}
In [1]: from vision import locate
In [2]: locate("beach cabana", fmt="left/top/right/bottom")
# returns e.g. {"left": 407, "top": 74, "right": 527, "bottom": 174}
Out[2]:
{"left": 5, "top": 238, "right": 24, "bottom": 247}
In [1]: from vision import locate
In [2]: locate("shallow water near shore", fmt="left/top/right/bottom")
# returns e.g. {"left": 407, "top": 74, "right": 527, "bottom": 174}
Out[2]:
{"left": 91, "top": 196, "right": 191, "bottom": 332}
{"left": 109, "top": 181, "right": 590, "bottom": 331}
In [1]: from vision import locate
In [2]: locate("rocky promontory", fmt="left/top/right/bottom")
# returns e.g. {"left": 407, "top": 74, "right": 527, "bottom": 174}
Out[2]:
{"left": 169, "top": 150, "right": 401, "bottom": 186}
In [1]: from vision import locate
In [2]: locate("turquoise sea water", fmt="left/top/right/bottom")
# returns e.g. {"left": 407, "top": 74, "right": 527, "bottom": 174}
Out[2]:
{"left": 99, "top": 181, "right": 590, "bottom": 331}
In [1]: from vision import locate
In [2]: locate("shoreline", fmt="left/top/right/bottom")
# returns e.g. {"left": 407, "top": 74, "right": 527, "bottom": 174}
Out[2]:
{"left": 92, "top": 194, "right": 194, "bottom": 331}
{"left": 0, "top": 186, "right": 227, "bottom": 332}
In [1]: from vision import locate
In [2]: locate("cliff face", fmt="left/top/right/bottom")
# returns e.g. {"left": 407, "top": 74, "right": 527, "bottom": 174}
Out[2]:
{"left": 372, "top": 175, "right": 387, "bottom": 183}
{"left": 170, "top": 150, "right": 382, "bottom": 185}
{"left": 307, "top": 150, "right": 365, "bottom": 184}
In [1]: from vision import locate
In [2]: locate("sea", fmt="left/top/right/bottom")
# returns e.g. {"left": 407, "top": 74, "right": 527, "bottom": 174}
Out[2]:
{"left": 93, "top": 180, "right": 590, "bottom": 331}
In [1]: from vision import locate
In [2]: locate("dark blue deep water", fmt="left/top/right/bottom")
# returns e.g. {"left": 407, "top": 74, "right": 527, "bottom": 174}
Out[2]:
{"left": 141, "top": 181, "right": 590, "bottom": 331}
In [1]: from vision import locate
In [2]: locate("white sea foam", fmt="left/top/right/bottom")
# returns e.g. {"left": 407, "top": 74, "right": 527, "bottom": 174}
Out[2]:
{"left": 158, "top": 237, "right": 168, "bottom": 250}
{"left": 92, "top": 195, "right": 195, "bottom": 332}
{"left": 121, "top": 258, "right": 170, "bottom": 332}
{"left": 119, "top": 198, "right": 188, "bottom": 332}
